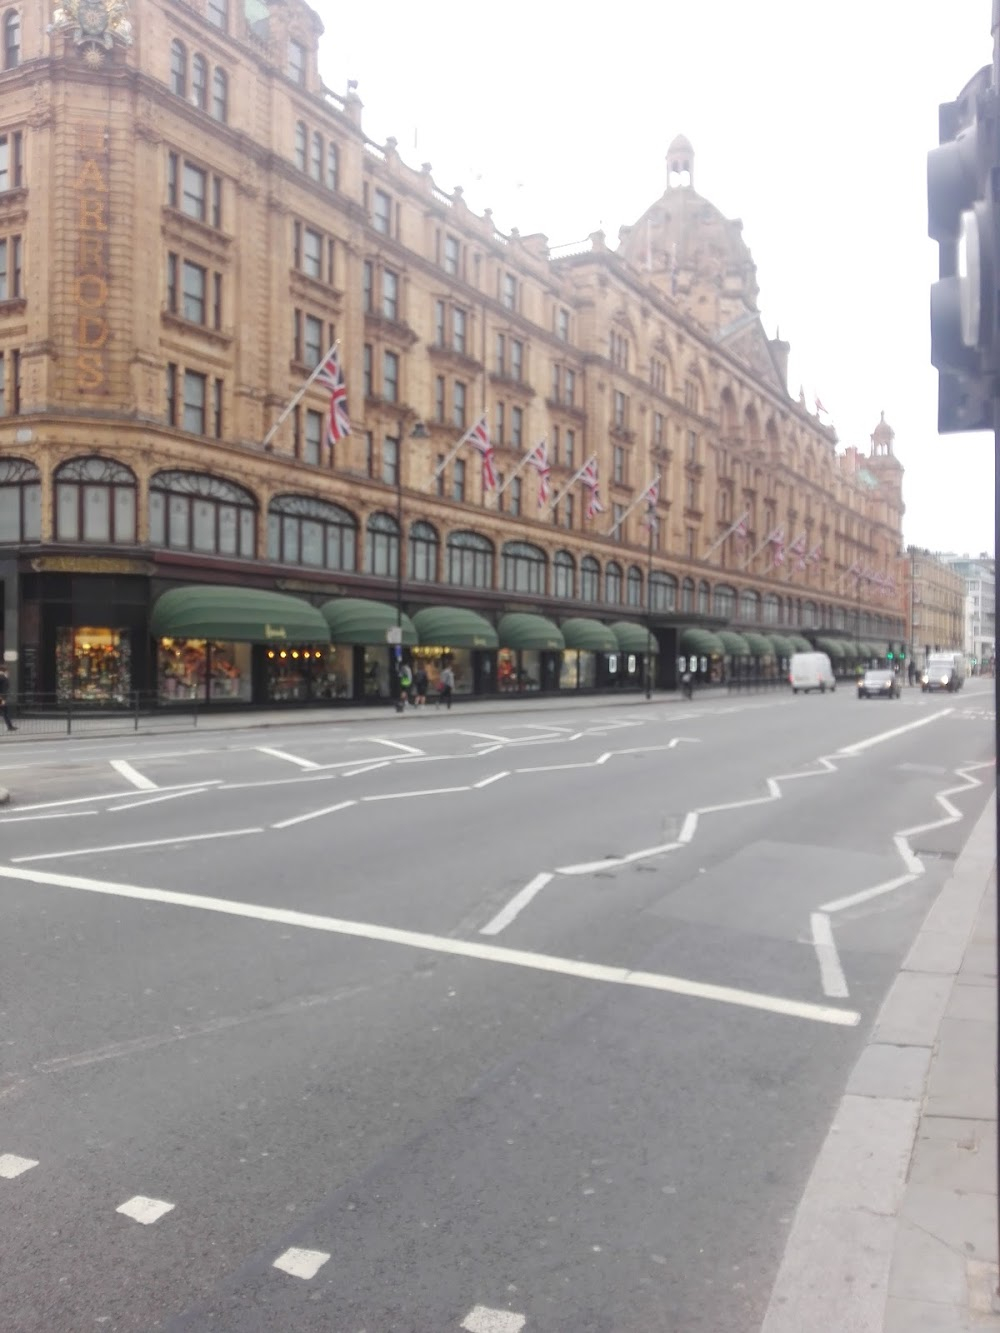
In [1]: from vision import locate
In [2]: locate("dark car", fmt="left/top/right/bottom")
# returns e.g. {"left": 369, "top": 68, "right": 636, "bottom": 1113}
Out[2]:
{"left": 858, "top": 668, "right": 900, "bottom": 699}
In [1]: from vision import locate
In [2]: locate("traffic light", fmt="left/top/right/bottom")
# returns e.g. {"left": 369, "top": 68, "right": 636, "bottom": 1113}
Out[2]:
{"left": 887, "top": 644, "right": 895, "bottom": 660}
{"left": 927, "top": 62, "right": 1000, "bottom": 432}
{"left": 899, "top": 645, "right": 907, "bottom": 660}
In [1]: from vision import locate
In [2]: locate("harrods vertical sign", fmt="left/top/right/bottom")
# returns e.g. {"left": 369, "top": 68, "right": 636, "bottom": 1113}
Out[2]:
{"left": 73, "top": 120, "right": 112, "bottom": 394}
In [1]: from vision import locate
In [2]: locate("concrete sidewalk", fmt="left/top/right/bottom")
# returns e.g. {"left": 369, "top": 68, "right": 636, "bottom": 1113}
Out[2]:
{"left": 761, "top": 797, "right": 999, "bottom": 1333}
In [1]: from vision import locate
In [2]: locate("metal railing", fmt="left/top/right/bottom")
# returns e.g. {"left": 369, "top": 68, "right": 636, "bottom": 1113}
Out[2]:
{"left": 6, "top": 692, "right": 204, "bottom": 737}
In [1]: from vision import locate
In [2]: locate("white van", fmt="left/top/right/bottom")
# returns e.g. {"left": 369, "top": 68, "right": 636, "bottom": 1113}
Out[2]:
{"left": 789, "top": 651, "right": 836, "bottom": 694}
{"left": 922, "top": 652, "right": 965, "bottom": 693}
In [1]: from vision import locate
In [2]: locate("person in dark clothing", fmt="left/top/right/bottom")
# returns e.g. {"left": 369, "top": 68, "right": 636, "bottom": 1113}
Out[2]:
{"left": 413, "top": 663, "right": 429, "bottom": 706}
{"left": 0, "top": 669, "right": 16, "bottom": 732}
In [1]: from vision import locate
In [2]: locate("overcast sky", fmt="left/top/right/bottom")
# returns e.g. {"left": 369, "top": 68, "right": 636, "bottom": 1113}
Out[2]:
{"left": 317, "top": 0, "right": 995, "bottom": 559}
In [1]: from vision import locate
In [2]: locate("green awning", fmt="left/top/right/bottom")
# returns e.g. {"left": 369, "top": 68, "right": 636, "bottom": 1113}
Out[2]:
{"left": 497, "top": 613, "right": 564, "bottom": 651}
{"left": 839, "top": 640, "right": 861, "bottom": 658}
{"left": 744, "top": 632, "right": 774, "bottom": 657}
{"left": 150, "top": 586, "right": 330, "bottom": 644}
{"left": 816, "top": 637, "right": 847, "bottom": 659}
{"left": 718, "top": 630, "right": 751, "bottom": 656}
{"left": 560, "top": 618, "right": 619, "bottom": 652}
{"left": 788, "top": 634, "right": 813, "bottom": 652}
{"left": 862, "top": 642, "right": 880, "bottom": 657}
{"left": 680, "top": 627, "right": 726, "bottom": 657}
{"left": 611, "top": 621, "right": 658, "bottom": 654}
{"left": 413, "top": 606, "right": 499, "bottom": 649}
{"left": 321, "top": 597, "right": 417, "bottom": 646}
{"left": 767, "top": 634, "right": 795, "bottom": 659}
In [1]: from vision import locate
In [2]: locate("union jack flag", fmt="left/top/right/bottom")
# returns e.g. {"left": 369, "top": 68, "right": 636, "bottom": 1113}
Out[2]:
{"left": 316, "top": 345, "right": 350, "bottom": 445}
{"left": 525, "top": 440, "right": 551, "bottom": 507}
{"left": 789, "top": 532, "right": 807, "bottom": 572}
{"left": 641, "top": 477, "right": 659, "bottom": 531}
{"left": 807, "top": 543, "right": 823, "bottom": 564}
{"left": 580, "top": 457, "right": 605, "bottom": 518}
{"left": 466, "top": 415, "right": 496, "bottom": 491}
{"left": 768, "top": 526, "right": 786, "bottom": 567}
{"left": 733, "top": 512, "right": 749, "bottom": 543}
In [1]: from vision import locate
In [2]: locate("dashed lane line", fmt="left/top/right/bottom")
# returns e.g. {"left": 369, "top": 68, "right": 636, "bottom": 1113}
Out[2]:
{"left": 256, "top": 746, "right": 321, "bottom": 771}
{"left": 0, "top": 862, "right": 860, "bottom": 1026}
{"left": 462, "top": 1307, "right": 527, "bottom": 1333}
{"left": 474, "top": 771, "right": 510, "bottom": 789}
{"left": 108, "top": 787, "right": 209, "bottom": 813}
{"left": 272, "top": 800, "right": 356, "bottom": 830}
{"left": 0, "top": 1153, "right": 38, "bottom": 1178}
{"left": 109, "top": 759, "right": 158, "bottom": 791}
{"left": 480, "top": 873, "right": 553, "bottom": 936}
{"left": 11, "top": 827, "right": 263, "bottom": 863}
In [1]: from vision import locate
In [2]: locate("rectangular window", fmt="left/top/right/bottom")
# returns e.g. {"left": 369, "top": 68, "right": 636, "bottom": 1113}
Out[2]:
{"left": 686, "top": 478, "right": 696, "bottom": 509}
{"left": 452, "top": 458, "right": 466, "bottom": 503}
{"left": 382, "top": 436, "right": 399, "bottom": 486}
{"left": 166, "top": 252, "right": 178, "bottom": 313}
{"left": 453, "top": 380, "right": 466, "bottom": 428}
{"left": 183, "top": 369, "right": 206, "bottom": 433}
{"left": 653, "top": 412, "right": 664, "bottom": 447}
{"left": 9, "top": 349, "right": 17, "bottom": 414}
{"left": 310, "top": 132, "right": 322, "bottom": 182}
{"left": 0, "top": 131, "right": 22, "bottom": 191}
{"left": 511, "top": 339, "right": 523, "bottom": 381}
{"left": 0, "top": 351, "right": 5, "bottom": 415}
{"left": 613, "top": 390, "right": 627, "bottom": 429}
{"left": 551, "top": 364, "right": 560, "bottom": 400}
{"left": 166, "top": 362, "right": 177, "bottom": 425}
{"left": 435, "top": 375, "right": 445, "bottom": 423}
{"left": 557, "top": 307, "right": 569, "bottom": 341}
{"left": 182, "top": 163, "right": 206, "bottom": 221}
{"left": 365, "top": 432, "right": 375, "bottom": 478}
{"left": 288, "top": 38, "right": 306, "bottom": 85}
{"left": 563, "top": 495, "right": 574, "bottom": 528}
{"left": 687, "top": 429, "right": 698, "bottom": 462}
{"left": 612, "top": 503, "right": 625, "bottom": 541}
{"left": 213, "top": 271, "right": 222, "bottom": 329}
{"left": 363, "top": 260, "right": 373, "bottom": 313}
{"left": 565, "top": 429, "right": 575, "bottom": 470}
{"left": 383, "top": 350, "right": 399, "bottom": 402}
{"left": 434, "top": 299, "right": 445, "bottom": 345}
{"left": 565, "top": 369, "right": 576, "bottom": 406}
{"left": 510, "top": 477, "right": 522, "bottom": 517}
{"left": 211, "top": 175, "right": 222, "bottom": 229}
{"left": 207, "top": 0, "right": 227, "bottom": 28}
{"left": 444, "top": 233, "right": 460, "bottom": 276}
{"left": 613, "top": 445, "right": 625, "bottom": 485}
{"left": 383, "top": 268, "right": 399, "bottom": 320}
{"left": 511, "top": 405, "right": 523, "bottom": 447}
{"left": 303, "top": 226, "right": 323, "bottom": 279}
{"left": 304, "top": 408, "right": 323, "bottom": 465}
{"left": 363, "top": 344, "right": 373, "bottom": 398}
{"left": 501, "top": 272, "right": 517, "bottom": 311}
{"left": 373, "top": 189, "right": 391, "bottom": 235}
{"left": 495, "top": 332, "right": 505, "bottom": 374}
{"left": 495, "top": 402, "right": 504, "bottom": 444}
{"left": 435, "top": 453, "right": 445, "bottom": 498}
{"left": 453, "top": 307, "right": 466, "bottom": 354}
{"left": 212, "top": 377, "right": 223, "bottom": 439}
{"left": 326, "top": 143, "right": 338, "bottom": 191}
{"left": 686, "top": 527, "right": 696, "bottom": 559}
{"left": 182, "top": 260, "right": 206, "bottom": 323}
{"left": 167, "top": 152, "right": 178, "bottom": 207}
{"left": 551, "top": 425, "right": 559, "bottom": 464}
{"left": 303, "top": 314, "right": 323, "bottom": 367}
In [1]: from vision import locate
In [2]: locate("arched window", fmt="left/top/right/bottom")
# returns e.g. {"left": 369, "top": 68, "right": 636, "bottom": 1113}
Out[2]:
{"left": 294, "top": 121, "right": 307, "bottom": 171}
{"left": 605, "top": 561, "right": 623, "bottom": 604}
{"left": 698, "top": 580, "right": 710, "bottom": 615}
{"left": 170, "top": 39, "right": 187, "bottom": 97}
{"left": 580, "top": 555, "right": 600, "bottom": 603}
{"left": 713, "top": 584, "right": 736, "bottom": 619}
{"left": 3, "top": 9, "right": 18, "bottom": 68}
{"left": 149, "top": 470, "right": 255, "bottom": 557}
{"left": 267, "top": 494, "right": 355, "bottom": 571}
{"left": 408, "top": 520, "right": 438, "bottom": 582}
{"left": 802, "top": 600, "right": 818, "bottom": 629}
{"left": 211, "top": 67, "right": 228, "bottom": 122}
{"left": 739, "top": 589, "right": 760, "bottom": 622}
{"left": 763, "top": 593, "right": 780, "bottom": 625}
{"left": 501, "top": 541, "right": 546, "bottom": 595}
{"left": 447, "top": 530, "right": 493, "bottom": 589}
{"left": 0, "top": 457, "right": 40, "bottom": 542}
{"left": 681, "top": 577, "right": 695, "bottom": 613}
{"left": 627, "top": 565, "right": 643, "bottom": 608}
{"left": 310, "top": 130, "right": 323, "bottom": 181}
{"left": 191, "top": 54, "right": 208, "bottom": 109}
{"left": 553, "top": 550, "right": 575, "bottom": 599}
{"left": 650, "top": 572, "right": 677, "bottom": 613}
{"left": 833, "top": 605, "right": 846, "bottom": 631}
{"left": 55, "top": 457, "right": 136, "bottom": 544}
{"left": 326, "top": 142, "right": 339, "bottom": 191}
{"left": 366, "top": 511, "right": 399, "bottom": 578}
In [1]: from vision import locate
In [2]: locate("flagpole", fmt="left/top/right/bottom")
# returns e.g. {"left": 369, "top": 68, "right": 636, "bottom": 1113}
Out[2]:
{"left": 430, "top": 413, "right": 487, "bottom": 489}
{"left": 741, "top": 532, "right": 773, "bottom": 571}
{"left": 495, "top": 439, "right": 544, "bottom": 498}
{"left": 605, "top": 474, "right": 660, "bottom": 539}
{"left": 703, "top": 509, "right": 750, "bottom": 561}
{"left": 262, "top": 340, "right": 338, "bottom": 449}
{"left": 548, "top": 453, "right": 596, "bottom": 512}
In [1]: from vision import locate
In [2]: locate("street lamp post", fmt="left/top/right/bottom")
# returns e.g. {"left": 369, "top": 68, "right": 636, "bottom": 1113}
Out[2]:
{"left": 645, "top": 515, "right": 654, "bottom": 700}
{"left": 392, "top": 416, "right": 428, "bottom": 711}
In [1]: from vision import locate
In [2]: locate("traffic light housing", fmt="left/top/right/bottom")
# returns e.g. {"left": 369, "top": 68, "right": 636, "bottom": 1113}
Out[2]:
{"left": 927, "top": 63, "right": 1000, "bottom": 432}
{"left": 887, "top": 645, "right": 895, "bottom": 661}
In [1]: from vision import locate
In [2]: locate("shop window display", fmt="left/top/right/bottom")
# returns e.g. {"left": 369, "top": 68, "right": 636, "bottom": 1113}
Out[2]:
{"left": 498, "top": 648, "right": 542, "bottom": 693}
{"left": 410, "top": 647, "right": 473, "bottom": 695}
{"left": 56, "top": 627, "right": 131, "bottom": 703}
{"left": 264, "top": 646, "right": 331, "bottom": 702}
{"left": 157, "top": 638, "right": 251, "bottom": 703}
{"left": 560, "top": 649, "right": 597, "bottom": 690}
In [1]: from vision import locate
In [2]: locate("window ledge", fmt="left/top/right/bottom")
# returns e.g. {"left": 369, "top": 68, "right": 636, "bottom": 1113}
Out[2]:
{"left": 364, "top": 312, "right": 420, "bottom": 347}
{"left": 162, "top": 310, "right": 234, "bottom": 346}
{"left": 162, "top": 207, "right": 232, "bottom": 248}
{"left": 0, "top": 296, "right": 26, "bottom": 315}
{"left": 290, "top": 270, "right": 344, "bottom": 305}
{"left": 427, "top": 342, "right": 484, "bottom": 373}
{"left": 490, "top": 372, "right": 535, "bottom": 398}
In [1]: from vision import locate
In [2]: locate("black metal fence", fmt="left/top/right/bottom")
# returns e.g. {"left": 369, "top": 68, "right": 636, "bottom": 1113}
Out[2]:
{"left": 5, "top": 693, "right": 204, "bottom": 737}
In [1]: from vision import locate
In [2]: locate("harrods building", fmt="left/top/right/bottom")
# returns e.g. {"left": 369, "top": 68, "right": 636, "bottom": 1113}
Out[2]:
{"left": 0, "top": 0, "right": 908, "bottom": 707}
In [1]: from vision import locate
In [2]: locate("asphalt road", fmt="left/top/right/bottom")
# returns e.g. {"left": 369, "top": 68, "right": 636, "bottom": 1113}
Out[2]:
{"left": 0, "top": 682, "right": 994, "bottom": 1333}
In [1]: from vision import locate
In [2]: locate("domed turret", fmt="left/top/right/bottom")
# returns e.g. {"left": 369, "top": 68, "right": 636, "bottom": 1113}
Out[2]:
{"left": 666, "top": 134, "right": 695, "bottom": 189}
{"left": 871, "top": 410, "right": 895, "bottom": 456}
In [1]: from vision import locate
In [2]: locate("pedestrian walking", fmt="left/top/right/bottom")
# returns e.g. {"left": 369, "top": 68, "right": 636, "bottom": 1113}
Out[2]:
{"left": 396, "top": 659, "right": 413, "bottom": 713}
{"left": 413, "top": 663, "right": 429, "bottom": 707}
{"left": 437, "top": 664, "right": 454, "bottom": 710}
{"left": 0, "top": 668, "right": 16, "bottom": 732}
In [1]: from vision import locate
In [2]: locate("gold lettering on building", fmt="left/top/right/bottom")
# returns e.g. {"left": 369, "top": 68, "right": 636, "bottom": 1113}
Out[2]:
{"left": 73, "top": 122, "right": 111, "bottom": 394}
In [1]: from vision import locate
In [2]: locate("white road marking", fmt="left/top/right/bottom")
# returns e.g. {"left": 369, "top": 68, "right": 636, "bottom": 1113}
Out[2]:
{"left": 0, "top": 1153, "right": 38, "bottom": 1178}
{"left": 457, "top": 729, "right": 509, "bottom": 743}
{"left": 362, "top": 786, "right": 469, "bottom": 802}
{"left": 480, "top": 872, "right": 553, "bottom": 935}
{"left": 0, "top": 780, "right": 224, "bottom": 814}
{"left": 678, "top": 812, "right": 699, "bottom": 843}
{"left": 109, "top": 759, "right": 158, "bottom": 791}
{"left": 837, "top": 710, "right": 950, "bottom": 755}
{"left": 568, "top": 731, "right": 584, "bottom": 740}
{"left": 342, "top": 761, "right": 390, "bottom": 777}
{"left": 893, "top": 833, "right": 924, "bottom": 875}
{"left": 108, "top": 787, "right": 208, "bottom": 812}
{"left": 667, "top": 736, "right": 700, "bottom": 748}
{"left": 557, "top": 841, "right": 682, "bottom": 875}
{"left": 809, "top": 912, "right": 849, "bottom": 998}
{"left": 474, "top": 771, "right": 510, "bottom": 789}
{"left": 11, "top": 828, "right": 262, "bottom": 863}
{"left": 368, "top": 737, "right": 424, "bottom": 756}
{"left": 257, "top": 746, "right": 321, "bottom": 771}
{"left": 474, "top": 743, "right": 503, "bottom": 755}
{"left": 272, "top": 800, "right": 357, "bottom": 830}
{"left": 116, "top": 1195, "right": 174, "bottom": 1225}
{"left": 0, "top": 863, "right": 860, "bottom": 1026}
{"left": 462, "top": 1307, "right": 527, "bottom": 1333}
{"left": 272, "top": 1247, "right": 330, "bottom": 1280}
{"left": 0, "top": 810, "right": 99, "bottom": 824}
{"left": 516, "top": 751, "right": 612, "bottom": 774}
{"left": 821, "top": 873, "right": 921, "bottom": 915}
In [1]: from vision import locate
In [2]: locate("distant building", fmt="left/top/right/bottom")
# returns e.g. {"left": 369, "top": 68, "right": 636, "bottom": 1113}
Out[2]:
{"left": 905, "top": 550, "right": 966, "bottom": 669}
{"left": 937, "top": 554, "right": 996, "bottom": 667}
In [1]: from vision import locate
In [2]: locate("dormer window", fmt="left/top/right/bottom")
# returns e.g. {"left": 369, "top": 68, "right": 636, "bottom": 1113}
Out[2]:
{"left": 288, "top": 38, "right": 306, "bottom": 86}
